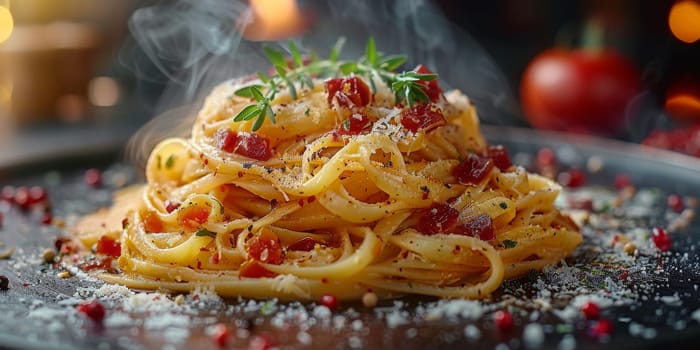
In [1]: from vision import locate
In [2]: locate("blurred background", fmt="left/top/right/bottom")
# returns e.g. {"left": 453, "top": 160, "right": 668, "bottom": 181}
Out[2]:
{"left": 0, "top": 0, "right": 699, "bottom": 172}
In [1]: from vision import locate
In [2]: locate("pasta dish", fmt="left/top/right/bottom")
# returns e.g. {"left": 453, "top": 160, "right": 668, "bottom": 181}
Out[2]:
{"left": 73, "top": 40, "right": 581, "bottom": 300}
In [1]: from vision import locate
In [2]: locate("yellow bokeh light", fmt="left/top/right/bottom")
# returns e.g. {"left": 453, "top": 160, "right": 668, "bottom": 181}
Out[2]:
{"left": 0, "top": 6, "right": 13, "bottom": 44}
{"left": 669, "top": 0, "right": 700, "bottom": 43}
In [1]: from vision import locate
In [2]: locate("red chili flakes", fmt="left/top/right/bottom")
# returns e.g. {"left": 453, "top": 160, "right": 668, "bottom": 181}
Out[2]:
{"left": 413, "top": 64, "right": 443, "bottom": 102}
{"left": 77, "top": 300, "right": 106, "bottom": 323}
{"left": 215, "top": 128, "right": 272, "bottom": 161}
{"left": 589, "top": 318, "right": 614, "bottom": 338}
{"left": 613, "top": 174, "right": 632, "bottom": 190}
{"left": 454, "top": 214, "right": 494, "bottom": 240}
{"left": 96, "top": 235, "right": 121, "bottom": 257}
{"left": 337, "top": 114, "right": 371, "bottom": 135}
{"left": 165, "top": 200, "right": 181, "bottom": 213}
{"left": 494, "top": 310, "right": 513, "bottom": 331}
{"left": 400, "top": 104, "right": 446, "bottom": 133}
{"left": 248, "top": 229, "right": 283, "bottom": 264}
{"left": 453, "top": 154, "right": 494, "bottom": 185}
{"left": 558, "top": 169, "right": 586, "bottom": 188}
{"left": 143, "top": 211, "right": 164, "bottom": 233}
{"left": 667, "top": 194, "right": 684, "bottom": 213}
{"left": 580, "top": 301, "right": 601, "bottom": 320}
{"left": 307, "top": 195, "right": 316, "bottom": 203}
{"left": 84, "top": 168, "right": 102, "bottom": 187}
{"left": 485, "top": 145, "right": 512, "bottom": 171}
{"left": 288, "top": 237, "right": 317, "bottom": 251}
{"left": 320, "top": 294, "right": 339, "bottom": 310}
{"left": 211, "top": 323, "right": 229, "bottom": 347}
{"left": 325, "top": 76, "right": 371, "bottom": 108}
{"left": 416, "top": 202, "right": 459, "bottom": 235}
{"left": 651, "top": 226, "right": 672, "bottom": 251}
{"left": 40, "top": 212, "right": 53, "bottom": 225}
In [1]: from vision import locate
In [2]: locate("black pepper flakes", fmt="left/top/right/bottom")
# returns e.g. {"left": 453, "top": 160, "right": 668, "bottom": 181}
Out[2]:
{"left": 0, "top": 275, "right": 8, "bottom": 290}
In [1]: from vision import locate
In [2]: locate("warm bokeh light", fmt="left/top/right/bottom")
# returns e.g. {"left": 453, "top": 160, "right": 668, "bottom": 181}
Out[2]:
{"left": 668, "top": 0, "right": 700, "bottom": 43}
{"left": 241, "top": 0, "right": 308, "bottom": 41}
{"left": 0, "top": 5, "right": 13, "bottom": 44}
{"left": 87, "top": 77, "right": 120, "bottom": 107}
{"left": 666, "top": 93, "right": 700, "bottom": 122}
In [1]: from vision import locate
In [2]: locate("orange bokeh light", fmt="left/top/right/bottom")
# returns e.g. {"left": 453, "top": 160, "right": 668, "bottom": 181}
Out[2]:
{"left": 241, "top": 0, "right": 308, "bottom": 41}
{"left": 666, "top": 93, "right": 700, "bottom": 123}
{"left": 668, "top": 0, "right": 700, "bottom": 43}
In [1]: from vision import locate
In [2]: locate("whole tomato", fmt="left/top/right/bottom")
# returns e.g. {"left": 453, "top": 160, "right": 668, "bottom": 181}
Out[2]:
{"left": 521, "top": 49, "right": 641, "bottom": 135}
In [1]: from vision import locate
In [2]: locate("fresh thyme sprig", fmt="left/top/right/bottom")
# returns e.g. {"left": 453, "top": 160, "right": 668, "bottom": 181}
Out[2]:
{"left": 233, "top": 37, "right": 439, "bottom": 131}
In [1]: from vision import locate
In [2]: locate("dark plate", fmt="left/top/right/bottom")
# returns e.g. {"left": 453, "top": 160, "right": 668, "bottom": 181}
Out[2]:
{"left": 0, "top": 126, "right": 699, "bottom": 350}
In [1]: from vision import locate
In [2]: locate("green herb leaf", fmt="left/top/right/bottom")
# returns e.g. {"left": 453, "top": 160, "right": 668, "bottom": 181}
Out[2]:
{"left": 339, "top": 62, "right": 358, "bottom": 75}
{"left": 266, "top": 104, "right": 275, "bottom": 124}
{"left": 503, "top": 239, "right": 518, "bottom": 249}
{"left": 284, "top": 77, "right": 297, "bottom": 100}
{"left": 235, "top": 85, "right": 265, "bottom": 98}
{"left": 289, "top": 40, "right": 302, "bottom": 68}
{"left": 252, "top": 106, "right": 267, "bottom": 131}
{"left": 274, "top": 65, "right": 287, "bottom": 79}
{"left": 256, "top": 71, "right": 270, "bottom": 83}
{"left": 195, "top": 228, "right": 216, "bottom": 238}
{"left": 264, "top": 46, "right": 287, "bottom": 68}
{"left": 380, "top": 55, "right": 407, "bottom": 71}
{"left": 365, "top": 37, "right": 377, "bottom": 66}
{"left": 329, "top": 37, "right": 346, "bottom": 62}
{"left": 165, "top": 154, "right": 175, "bottom": 169}
{"left": 234, "top": 104, "right": 261, "bottom": 122}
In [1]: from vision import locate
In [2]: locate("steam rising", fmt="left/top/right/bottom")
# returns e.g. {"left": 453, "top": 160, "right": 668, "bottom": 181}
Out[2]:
{"left": 123, "top": 0, "right": 517, "bottom": 172}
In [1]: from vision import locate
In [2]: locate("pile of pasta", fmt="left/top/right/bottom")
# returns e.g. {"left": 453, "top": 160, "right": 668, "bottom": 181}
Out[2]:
{"left": 74, "top": 68, "right": 581, "bottom": 300}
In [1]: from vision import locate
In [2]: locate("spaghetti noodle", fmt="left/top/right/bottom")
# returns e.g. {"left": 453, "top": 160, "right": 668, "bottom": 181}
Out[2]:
{"left": 73, "top": 51, "right": 580, "bottom": 300}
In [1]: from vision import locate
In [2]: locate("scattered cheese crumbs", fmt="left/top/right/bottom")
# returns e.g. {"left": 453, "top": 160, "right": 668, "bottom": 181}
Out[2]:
{"left": 463, "top": 324, "right": 481, "bottom": 341}
{"left": 523, "top": 323, "right": 545, "bottom": 349}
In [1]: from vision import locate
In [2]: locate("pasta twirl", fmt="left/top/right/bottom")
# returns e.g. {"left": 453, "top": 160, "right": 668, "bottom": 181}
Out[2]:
{"left": 73, "top": 56, "right": 580, "bottom": 300}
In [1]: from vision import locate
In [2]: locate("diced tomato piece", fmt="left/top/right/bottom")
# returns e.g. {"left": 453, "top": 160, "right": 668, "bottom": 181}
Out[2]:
{"left": 454, "top": 214, "right": 494, "bottom": 240}
{"left": 494, "top": 310, "right": 513, "bottom": 331}
{"left": 416, "top": 202, "right": 459, "bottom": 235}
{"left": 288, "top": 237, "right": 317, "bottom": 251}
{"left": 325, "top": 76, "right": 371, "bottom": 108}
{"left": 486, "top": 145, "right": 512, "bottom": 171}
{"left": 216, "top": 128, "right": 272, "bottom": 161}
{"left": 239, "top": 259, "right": 277, "bottom": 278}
{"left": 248, "top": 229, "right": 283, "bottom": 264}
{"left": 1, "top": 186, "right": 14, "bottom": 202}
{"left": 536, "top": 147, "right": 556, "bottom": 168}
{"left": 211, "top": 323, "right": 229, "bottom": 347}
{"left": 400, "top": 104, "right": 446, "bottom": 133}
{"left": 667, "top": 194, "right": 684, "bottom": 213}
{"left": 320, "top": 294, "right": 339, "bottom": 310}
{"left": 614, "top": 174, "right": 632, "bottom": 190}
{"left": 453, "top": 154, "right": 494, "bottom": 185}
{"left": 558, "top": 169, "right": 586, "bottom": 188}
{"left": 589, "top": 319, "right": 614, "bottom": 337}
{"left": 77, "top": 301, "right": 106, "bottom": 323}
{"left": 580, "top": 301, "right": 601, "bottom": 320}
{"left": 13, "top": 186, "right": 30, "bottom": 210}
{"left": 414, "top": 64, "right": 443, "bottom": 102}
{"left": 337, "top": 114, "right": 371, "bottom": 135}
{"left": 28, "top": 186, "right": 48, "bottom": 204}
{"left": 84, "top": 168, "right": 102, "bottom": 187}
{"left": 96, "top": 235, "right": 121, "bottom": 257}
{"left": 143, "top": 211, "right": 163, "bottom": 233}
{"left": 651, "top": 226, "right": 672, "bottom": 251}
{"left": 178, "top": 206, "right": 210, "bottom": 230}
